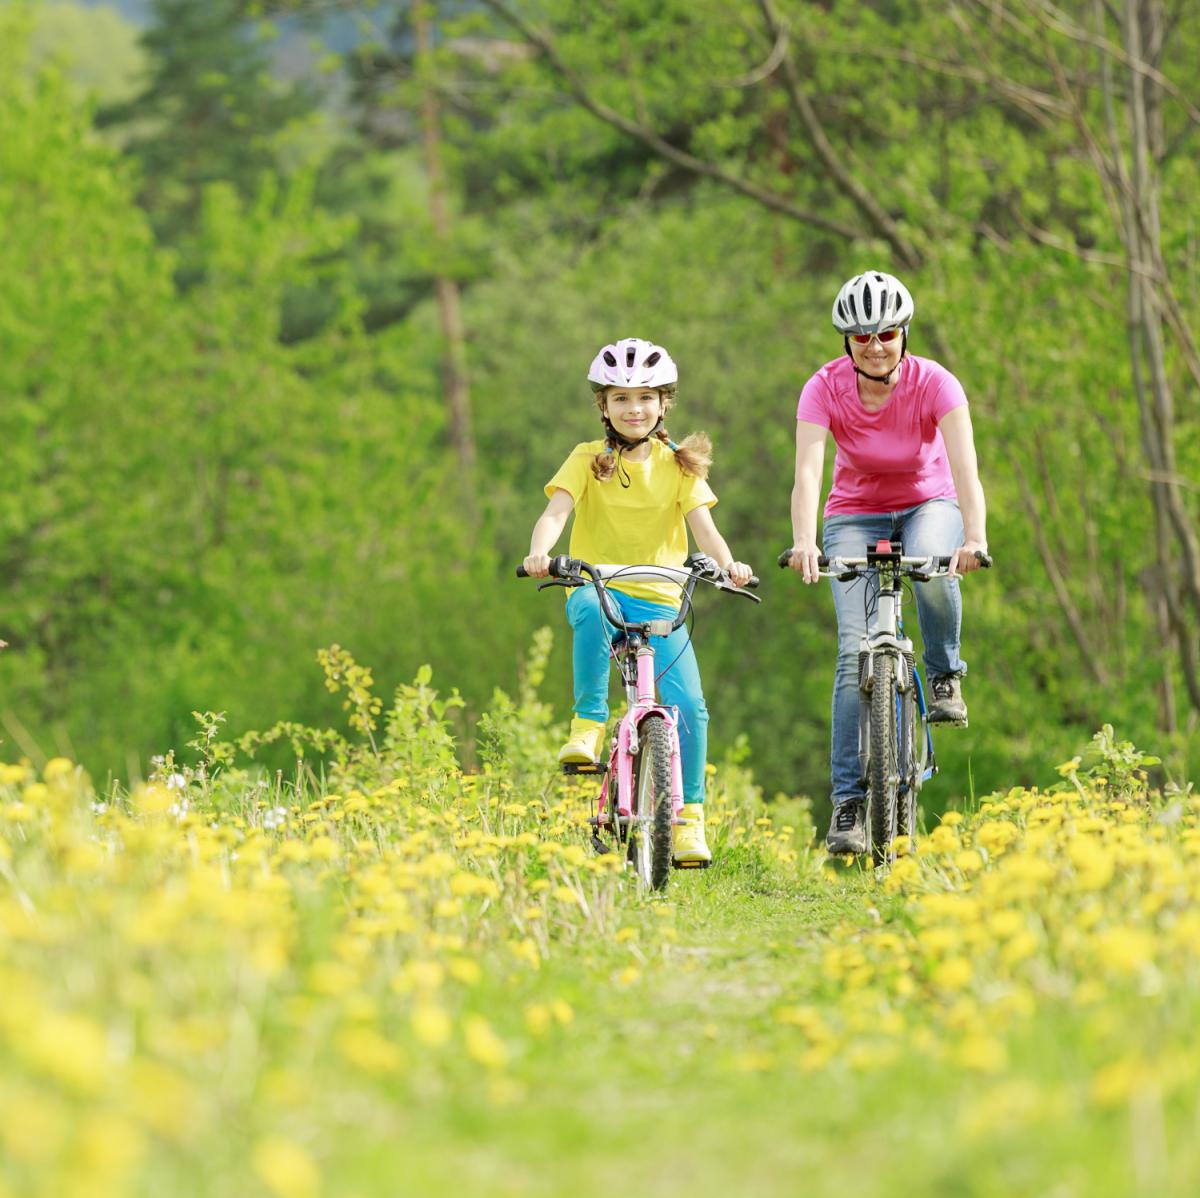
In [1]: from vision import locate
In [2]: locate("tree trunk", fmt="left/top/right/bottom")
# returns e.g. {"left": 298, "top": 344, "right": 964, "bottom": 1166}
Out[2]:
{"left": 413, "top": 2, "right": 476, "bottom": 490}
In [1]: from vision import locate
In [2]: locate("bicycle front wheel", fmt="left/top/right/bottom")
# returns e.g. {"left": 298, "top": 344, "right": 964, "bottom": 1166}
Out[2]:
{"left": 627, "top": 714, "right": 674, "bottom": 891}
{"left": 897, "top": 683, "right": 921, "bottom": 844}
{"left": 868, "top": 654, "right": 900, "bottom": 865}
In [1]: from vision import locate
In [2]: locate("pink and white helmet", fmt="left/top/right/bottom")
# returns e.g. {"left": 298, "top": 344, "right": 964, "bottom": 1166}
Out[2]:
{"left": 587, "top": 337, "right": 678, "bottom": 393}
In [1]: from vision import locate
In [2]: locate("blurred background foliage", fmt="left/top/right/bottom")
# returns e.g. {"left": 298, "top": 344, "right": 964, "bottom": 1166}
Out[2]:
{"left": 1, "top": 0, "right": 1197, "bottom": 818}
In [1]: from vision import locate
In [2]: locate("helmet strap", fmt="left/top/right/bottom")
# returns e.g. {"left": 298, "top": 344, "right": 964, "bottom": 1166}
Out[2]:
{"left": 602, "top": 416, "right": 664, "bottom": 488}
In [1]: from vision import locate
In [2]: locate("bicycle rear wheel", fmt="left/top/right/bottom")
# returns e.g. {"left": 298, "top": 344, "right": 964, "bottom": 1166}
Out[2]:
{"left": 627, "top": 714, "right": 674, "bottom": 891}
{"left": 868, "top": 654, "right": 900, "bottom": 865}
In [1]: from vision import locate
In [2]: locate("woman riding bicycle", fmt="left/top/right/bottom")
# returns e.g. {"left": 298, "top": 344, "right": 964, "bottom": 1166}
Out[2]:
{"left": 523, "top": 338, "right": 753, "bottom": 867}
{"left": 785, "top": 272, "right": 988, "bottom": 855}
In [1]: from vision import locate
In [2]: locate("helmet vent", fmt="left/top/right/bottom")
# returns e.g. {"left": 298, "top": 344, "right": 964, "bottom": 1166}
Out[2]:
{"left": 863, "top": 287, "right": 873, "bottom": 318}
{"left": 603, "top": 350, "right": 617, "bottom": 367}
{"left": 848, "top": 294, "right": 858, "bottom": 322}
{"left": 626, "top": 346, "right": 636, "bottom": 368}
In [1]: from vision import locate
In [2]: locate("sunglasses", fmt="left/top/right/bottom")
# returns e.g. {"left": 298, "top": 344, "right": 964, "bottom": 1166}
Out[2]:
{"left": 849, "top": 328, "right": 903, "bottom": 345}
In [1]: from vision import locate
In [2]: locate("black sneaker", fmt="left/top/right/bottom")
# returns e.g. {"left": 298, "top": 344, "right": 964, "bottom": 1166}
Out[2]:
{"left": 826, "top": 801, "right": 867, "bottom": 856}
{"left": 928, "top": 674, "right": 967, "bottom": 725}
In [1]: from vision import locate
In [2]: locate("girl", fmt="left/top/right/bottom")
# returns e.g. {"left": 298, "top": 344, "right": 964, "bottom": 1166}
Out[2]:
{"left": 523, "top": 337, "right": 753, "bottom": 866}
{"left": 786, "top": 271, "right": 988, "bottom": 856}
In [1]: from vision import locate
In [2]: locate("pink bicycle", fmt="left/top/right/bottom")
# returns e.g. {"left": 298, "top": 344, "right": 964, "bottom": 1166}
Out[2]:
{"left": 517, "top": 555, "right": 760, "bottom": 890}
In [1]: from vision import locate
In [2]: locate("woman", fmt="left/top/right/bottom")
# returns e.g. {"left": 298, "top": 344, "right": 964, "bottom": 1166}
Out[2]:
{"left": 786, "top": 271, "right": 988, "bottom": 856}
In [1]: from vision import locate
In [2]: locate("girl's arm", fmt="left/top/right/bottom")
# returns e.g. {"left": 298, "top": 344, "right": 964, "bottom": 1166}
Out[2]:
{"left": 523, "top": 489, "right": 575, "bottom": 577}
{"left": 788, "top": 420, "right": 828, "bottom": 583}
{"left": 685, "top": 505, "right": 753, "bottom": 587}
{"left": 939, "top": 405, "right": 988, "bottom": 575}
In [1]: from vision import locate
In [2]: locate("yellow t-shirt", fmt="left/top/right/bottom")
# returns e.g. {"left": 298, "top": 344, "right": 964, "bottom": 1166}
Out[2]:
{"left": 544, "top": 439, "right": 717, "bottom": 607}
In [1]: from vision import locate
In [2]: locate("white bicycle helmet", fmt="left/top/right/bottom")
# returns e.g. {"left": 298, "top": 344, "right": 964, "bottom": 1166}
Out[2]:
{"left": 587, "top": 337, "right": 678, "bottom": 392}
{"left": 831, "top": 272, "right": 914, "bottom": 335}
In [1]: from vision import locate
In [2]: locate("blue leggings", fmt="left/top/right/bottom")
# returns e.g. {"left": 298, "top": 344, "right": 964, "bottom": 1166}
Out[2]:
{"left": 566, "top": 587, "right": 708, "bottom": 804}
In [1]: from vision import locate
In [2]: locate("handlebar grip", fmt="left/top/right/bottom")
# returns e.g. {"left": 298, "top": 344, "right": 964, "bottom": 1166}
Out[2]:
{"left": 516, "top": 565, "right": 529, "bottom": 578}
{"left": 747, "top": 576, "right": 760, "bottom": 589}
{"left": 777, "top": 550, "right": 830, "bottom": 569}
{"left": 977, "top": 551, "right": 994, "bottom": 568}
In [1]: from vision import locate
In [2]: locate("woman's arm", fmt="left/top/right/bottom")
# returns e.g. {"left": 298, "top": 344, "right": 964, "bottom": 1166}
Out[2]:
{"left": 939, "top": 405, "right": 988, "bottom": 575}
{"left": 685, "top": 505, "right": 753, "bottom": 587}
{"left": 522, "top": 489, "right": 575, "bottom": 577}
{"left": 788, "top": 420, "right": 828, "bottom": 583}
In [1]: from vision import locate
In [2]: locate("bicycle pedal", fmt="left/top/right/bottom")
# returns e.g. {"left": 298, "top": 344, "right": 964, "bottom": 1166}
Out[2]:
{"left": 561, "top": 761, "right": 604, "bottom": 775}
{"left": 672, "top": 859, "right": 712, "bottom": 870}
{"left": 590, "top": 834, "right": 614, "bottom": 855}
{"left": 930, "top": 718, "right": 968, "bottom": 730}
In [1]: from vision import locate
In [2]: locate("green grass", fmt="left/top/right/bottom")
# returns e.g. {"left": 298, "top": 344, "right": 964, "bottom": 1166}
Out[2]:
{"left": 312, "top": 850, "right": 1197, "bottom": 1198}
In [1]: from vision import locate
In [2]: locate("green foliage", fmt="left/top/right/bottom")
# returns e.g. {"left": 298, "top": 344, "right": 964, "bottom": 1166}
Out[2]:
{"left": 1, "top": 0, "right": 1197, "bottom": 816}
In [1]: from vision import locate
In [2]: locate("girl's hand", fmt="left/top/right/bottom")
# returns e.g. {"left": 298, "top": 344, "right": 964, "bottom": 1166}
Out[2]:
{"left": 786, "top": 544, "right": 822, "bottom": 584}
{"left": 725, "top": 560, "right": 754, "bottom": 588}
{"left": 523, "top": 553, "right": 552, "bottom": 578}
{"left": 949, "top": 541, "right": 988, "bottom": 577}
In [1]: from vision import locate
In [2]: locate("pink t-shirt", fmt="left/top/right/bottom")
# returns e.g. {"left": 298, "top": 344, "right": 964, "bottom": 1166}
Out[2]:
{"left": 796, "top": 354, "right": 967, "bottom": 516}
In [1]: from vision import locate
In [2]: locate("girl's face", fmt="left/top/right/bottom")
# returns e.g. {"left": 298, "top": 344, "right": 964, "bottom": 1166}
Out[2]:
{"left": 602, "top": 387, "right": 664, "bottom": 439}
{"left": 848, "top": 330, "right": 904, "bottom": 379}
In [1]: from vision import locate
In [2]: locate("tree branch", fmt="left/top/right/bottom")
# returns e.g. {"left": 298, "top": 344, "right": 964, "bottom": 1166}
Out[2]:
{"left": 478, "top": 0, "right": 867, "bottom": 242}
{"left": 754, "top": 0, "right": 923, "bottom": 272}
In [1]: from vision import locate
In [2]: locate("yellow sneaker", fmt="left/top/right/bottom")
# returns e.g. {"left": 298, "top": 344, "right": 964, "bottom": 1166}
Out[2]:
{"left": 672, "top": 803, "right": 712, "bottom": 867}
{"left": 557, "top": 717, "right": 606, "bottom": 765}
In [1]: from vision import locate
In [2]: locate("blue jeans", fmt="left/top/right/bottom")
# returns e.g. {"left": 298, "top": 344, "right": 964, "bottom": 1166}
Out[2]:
{"left": 566, "top": 586, "right": 708, "bottom": 804}
{"left": 823, "top": 499, "right": 965, "bottom": 807}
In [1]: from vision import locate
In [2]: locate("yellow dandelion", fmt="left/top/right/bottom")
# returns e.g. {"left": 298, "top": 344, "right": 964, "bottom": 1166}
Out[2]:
{"left": 337, "top": 1026, "right": 405, "bottom": 1075}
{"left": 411, "top": 1003, "right": 453, "bottom": 1047}
{"left": 463, "top": 1015, "right": 508, "bottom": 1069}
{"left": 253, "top": 1136, "right": 320, "bottom": 1198}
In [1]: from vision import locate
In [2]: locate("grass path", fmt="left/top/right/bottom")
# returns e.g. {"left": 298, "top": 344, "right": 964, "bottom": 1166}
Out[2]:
{"left": 365, "top": 844, "right": 1198, "bottom": 1198}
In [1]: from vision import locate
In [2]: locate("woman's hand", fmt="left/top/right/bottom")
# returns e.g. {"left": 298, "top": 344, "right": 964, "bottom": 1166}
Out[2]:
{"left": 523, "top": 553, "right": 552, "bottom": 578}
{"left": 786, "top": 543, "right": 822, "bottom": 584}
{"left": 724, "top": 560, "right": 754, "bottom": 588}
{"left": 949, "top": 541, "right": 988, "bottom": 576}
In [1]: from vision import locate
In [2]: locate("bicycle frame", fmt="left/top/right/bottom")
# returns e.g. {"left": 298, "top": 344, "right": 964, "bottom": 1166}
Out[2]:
{"left": 596, "top": 626, "right": 685, "bottom": 826}
{"left": 856, "top": 544, "right": 937, "bottom": 792}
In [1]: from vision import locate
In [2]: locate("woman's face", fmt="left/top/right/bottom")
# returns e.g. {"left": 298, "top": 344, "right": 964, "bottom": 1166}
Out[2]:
{"left": 602, "top": 387, "right": 664, "bottom": 439}
{"left": 848, "top": 329, "right": 904, "bottom": 378}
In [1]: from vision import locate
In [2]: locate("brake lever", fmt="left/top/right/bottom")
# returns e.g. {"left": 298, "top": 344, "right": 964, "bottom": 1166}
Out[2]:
{"left": 536, "top": 578, "right": 583, "bottom": 591}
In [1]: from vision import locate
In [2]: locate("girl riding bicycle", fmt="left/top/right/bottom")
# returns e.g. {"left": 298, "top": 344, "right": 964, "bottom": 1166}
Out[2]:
{"left": 786, "top": 272, "right": 989, "bottom": 856}
{"left": 523, "top": 338, "right": 753, "bottom": 867}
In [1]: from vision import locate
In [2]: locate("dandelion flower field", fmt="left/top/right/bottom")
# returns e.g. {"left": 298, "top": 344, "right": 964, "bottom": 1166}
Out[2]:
{"left": 1, "top": 649, "right": 1198, "bottom": 1197}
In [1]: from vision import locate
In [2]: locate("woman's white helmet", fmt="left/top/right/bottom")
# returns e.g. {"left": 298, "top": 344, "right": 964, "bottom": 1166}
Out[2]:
{"left": 832, "top": 271, "right": 914, "bottom": 335}
{"left": 587, "top": 337, "right": 678, "bottom": 393}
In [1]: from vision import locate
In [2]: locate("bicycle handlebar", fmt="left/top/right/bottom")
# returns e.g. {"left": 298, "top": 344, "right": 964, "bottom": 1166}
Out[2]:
{"left": 517, "top": 556, "right": 759, "bottom": 634}
{"left": 776, "top": 548, "right": 993, "bottom": 576}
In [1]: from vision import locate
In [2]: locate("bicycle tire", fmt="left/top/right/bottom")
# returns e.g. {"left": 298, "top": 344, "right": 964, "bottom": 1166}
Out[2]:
{"left": 868, "top": 654, "right": 900, "bottom": 865}
{"left": 627, "top": 714, "right": 674, "bottom": 891}
{"left": 897, "top": 685, "right": 920, "bottom": 843}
